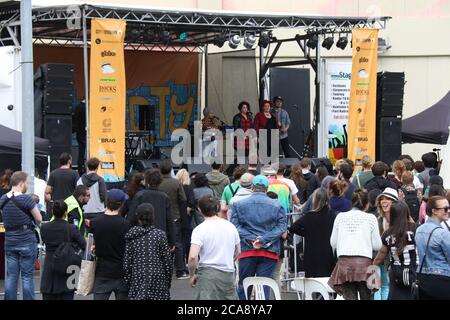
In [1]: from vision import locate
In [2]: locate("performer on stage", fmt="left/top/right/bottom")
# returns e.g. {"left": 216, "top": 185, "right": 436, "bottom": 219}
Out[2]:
{"left": 232, "top": 101, "right": 253, "bottom": 155}
{"left": 201, "top": 107, "right": 222, "bottom": 160}
{"left": 201, "top": 107, "right": 221, "bottom": 131}
{"left": 254, "top": 100, "right": 279, "bottom": 158}
{"left": 272, "top": 95, "right": 291, "bottom": 157}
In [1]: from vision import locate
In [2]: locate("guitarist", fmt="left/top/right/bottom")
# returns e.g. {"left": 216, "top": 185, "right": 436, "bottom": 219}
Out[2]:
{"left": 0, "top": 171, "right": 42, "bottom": 300}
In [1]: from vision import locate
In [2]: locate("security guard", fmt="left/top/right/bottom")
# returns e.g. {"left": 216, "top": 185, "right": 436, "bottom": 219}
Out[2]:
{"left": 52, "top": 185, "right": 90, "bottom": 237}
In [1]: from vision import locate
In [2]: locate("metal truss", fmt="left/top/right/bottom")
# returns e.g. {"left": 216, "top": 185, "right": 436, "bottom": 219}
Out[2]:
{"left": 32, "top": 5, "right": 388, "bottom": 30}
{"left": 1, "top": 3, "right": 390, "bottom": 48}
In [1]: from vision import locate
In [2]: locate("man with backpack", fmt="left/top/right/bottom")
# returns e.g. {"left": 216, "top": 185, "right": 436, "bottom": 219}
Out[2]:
{"left": 77, "top": 157, "right": 107, "bottom": 222}
{"left": 0, "top": 171, "right": 43, "bottom": 300}
{"left": 399, "top": 171, "right": 422, "bottom": 223}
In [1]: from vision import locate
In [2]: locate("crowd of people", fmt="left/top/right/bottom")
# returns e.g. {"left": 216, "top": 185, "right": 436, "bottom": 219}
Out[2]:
{"left": 0, "top": 149, "right": 449, "bottom": 300}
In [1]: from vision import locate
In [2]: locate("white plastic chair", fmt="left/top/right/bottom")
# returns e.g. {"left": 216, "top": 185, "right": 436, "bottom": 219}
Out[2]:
{"left": 291, "top": 277, "right": 335, "bottom": 300}
{"left": 243, "top": 277, "right": 282, "bottom": 300}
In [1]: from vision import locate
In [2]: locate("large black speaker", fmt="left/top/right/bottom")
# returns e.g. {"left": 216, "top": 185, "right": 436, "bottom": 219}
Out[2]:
{"left": 43, "top": 115, "right": 72, "bottom": 147}
{"left": 41, "top": 63, "right": 75, "bottom": 115}
{"left": 377, "top": 72, "right": 404, "bottom": 118}
{"left": 377, "top": 117, "right": 402, "bottom": 166}
{"left": 135, "top": 159, "right": 180, "bottom": 173}
{"left": 48, "top": 145, "right": 72, "bottom": 171}
{"left": 311, "top": 157, "right": 334, "bottom": 175}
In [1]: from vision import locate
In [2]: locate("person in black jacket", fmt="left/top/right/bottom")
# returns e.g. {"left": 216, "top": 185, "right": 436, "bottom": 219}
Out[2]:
{"left": 124, "top": 203, "right": 172, "bottom": 300}
{"left": 289, "top": 188, "right": 337, "bottom": 278}
{"left": 125, "top": 169, "right": 176, "bottom": 251}
{"left": 364, "top": 161, "right": 397, "bottom": 192}
{"left": 299, "top": 157, "right": 321, "bottom": 203}
{"left": 40, "top": 200, "right": 86, "bottom": 300}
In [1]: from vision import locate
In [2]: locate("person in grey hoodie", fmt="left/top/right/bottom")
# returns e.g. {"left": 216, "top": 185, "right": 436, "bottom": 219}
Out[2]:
{"left": 77, "top": 157, "right": 107, "bottom": 221}
{"left": 206, "top": 163, "right": 230, "bottom": 199}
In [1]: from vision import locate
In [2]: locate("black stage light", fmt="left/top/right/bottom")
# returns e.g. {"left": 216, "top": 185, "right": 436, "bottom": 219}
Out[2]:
{"left": 160, "top": 30, "right": 171, "bottom": 44}
{"left": 259, "top": 32, "right": 270, "bottom": 48}
{"left": 336, "top": 36, "right": 348, "bottom": 50}
{"left": 322, "top": 36, "right": 334, "bottom": 50}
{"left": 213, "top": 33, "right": 226, "bottom": 47}
{"left": 306, "top": 34, "right": 318, "bottom": 49}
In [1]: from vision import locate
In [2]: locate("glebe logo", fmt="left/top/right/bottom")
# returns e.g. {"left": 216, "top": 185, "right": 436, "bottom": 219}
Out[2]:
{"left": 101, "top": 50, "right": 116, "bottom": 57}
{"left": 359, "top": 57, "right": 368, "bottom": 63}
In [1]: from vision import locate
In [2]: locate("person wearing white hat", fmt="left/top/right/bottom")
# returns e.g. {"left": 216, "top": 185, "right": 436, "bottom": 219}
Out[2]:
{"left": 374, "top": 187, "right": 399, "bottom": 301}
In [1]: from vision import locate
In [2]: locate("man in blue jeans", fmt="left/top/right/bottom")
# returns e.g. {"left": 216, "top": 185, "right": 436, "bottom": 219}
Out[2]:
{"left": 0, "top": 171, "right": 42, "bottom": 300}
{"left": 231, "top": 175, "right": 287, "bottom": 300}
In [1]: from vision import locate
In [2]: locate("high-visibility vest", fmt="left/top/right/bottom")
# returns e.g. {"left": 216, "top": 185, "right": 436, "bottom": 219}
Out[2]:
{"left": 51, "top": 195, "right": 84, "bottom": 232}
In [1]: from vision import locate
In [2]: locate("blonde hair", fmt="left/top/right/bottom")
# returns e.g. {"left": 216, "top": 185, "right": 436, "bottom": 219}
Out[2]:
{"left": 175, "top": 169, "right": 190, "bottom": 186}
{"left": 361, "top": 155, "right": 373, "bottom": 169}
{"left": 334, "top": 159, "right": 346, "bottom": 172}
{"left": 401, "top": 171, "right": 414, "bottom": 185}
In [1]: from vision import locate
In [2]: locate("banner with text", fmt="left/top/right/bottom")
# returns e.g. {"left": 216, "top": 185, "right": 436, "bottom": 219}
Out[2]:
{"left": 89, "top": 18, "right": 126, "bottom": 182}
{"left": 347, "top": 29, "right": 378, "bottom": 172}
{"left": 326, "top": 62, "right": 352, "bottom": 164}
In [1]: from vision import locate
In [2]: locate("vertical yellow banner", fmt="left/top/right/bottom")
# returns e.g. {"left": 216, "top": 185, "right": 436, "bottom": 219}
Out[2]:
{"left": 89, "top": 19, "right": 126, "bottom": 182}
{"left": 347, "top": 29, "right": 378, "bottom": 173}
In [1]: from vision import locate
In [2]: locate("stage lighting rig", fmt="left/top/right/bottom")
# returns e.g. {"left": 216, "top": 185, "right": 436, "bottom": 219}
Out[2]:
{"left": 228, "top": 33, "right": 241, "bottom": 49}
{"left": 243, "top": 32, "right": 257, "bottom": 49}
{"left": 258, "top": 32, "right": 271, "bottom": 48}
{"left": 322, "top": 36, "right": 334, "bottom": 50}
{"left": 306, "top": 33, "right": 318, "bottom": 49}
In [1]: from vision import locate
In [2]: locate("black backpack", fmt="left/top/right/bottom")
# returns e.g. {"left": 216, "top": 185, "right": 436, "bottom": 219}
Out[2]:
{"left": 53, "top": 225, "right": 82, "bottom": 275}
{"left": 401, "top": 187, "right": 420, "bottom": 222}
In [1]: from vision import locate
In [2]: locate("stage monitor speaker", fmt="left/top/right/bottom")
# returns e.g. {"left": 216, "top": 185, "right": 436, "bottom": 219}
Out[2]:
{"left": 376, "top": 72, "right": 404, "bottom": 118}
{"left": 279, "top": 158, "right": 300, "bottom": 167}
{"left": 43, "top": 115, "right": 72, "bottom": 149}
{"left": 134, "top": 159, "right": 179, "bottom": 173}
{"left": 377, "top": 117, "right": 402, "bottom": 166}
{"left": 311, "top": 157, "right": 334, "bottom": 175}
{"left": 41, "top": 63, "right": 75, "bottom": 115}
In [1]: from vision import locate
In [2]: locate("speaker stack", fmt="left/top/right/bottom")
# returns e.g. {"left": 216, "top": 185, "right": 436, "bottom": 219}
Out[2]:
{"left": 41, "top": 64, "right": 75, "bottom": 171}
{"left": 376, "top": 72, "right": 404, "bottom": 167}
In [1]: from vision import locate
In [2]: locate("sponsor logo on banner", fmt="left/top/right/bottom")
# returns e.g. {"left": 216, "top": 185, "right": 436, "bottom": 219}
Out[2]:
{"left": 101, "top": 162, "right": 115, "bottom": 169}
{"left": 99, "top": 85, "right": 117, "bottom": 93}
{"left": 101, "top": 63, "right": 115, "bottom": 74}
{"left": 101, "top": 50, "right": 116, "bottom": 57}
{"left": 347, "top": 29, "right": 378, "bottom": 173}
{"left": 89, "top": 18, "right": 126, "bottom": 182}
{"left": 98, "top": 138, "right": 116, "bottom": 143}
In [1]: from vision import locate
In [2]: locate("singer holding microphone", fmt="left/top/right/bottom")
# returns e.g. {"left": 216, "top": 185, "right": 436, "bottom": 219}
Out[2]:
{"left": 232, "top": 101, "right": 254, "bottom": 156}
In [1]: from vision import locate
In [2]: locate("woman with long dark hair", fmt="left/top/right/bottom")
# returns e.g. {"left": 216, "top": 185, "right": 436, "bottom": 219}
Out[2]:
{"left": 373, "top": 201, "right": 417, "bottom": 300}
{"left": 289, "top": 163, "right": 308, "bottom": 204}
{"left": 121, "top": 172, "right": 145, "bottom": 217}
{"left": 289, "top": 189, "right": 337, "bottom": 277}
{"left": 233, "top": 101, "right": 254, "bottom": 155}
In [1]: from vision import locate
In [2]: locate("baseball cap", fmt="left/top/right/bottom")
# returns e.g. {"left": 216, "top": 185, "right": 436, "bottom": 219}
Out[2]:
{"left": 253, "top": 175, "right": 269, "bottom": 189}
{"left": 240, "top": 173, "right": 254, "bottom": 188}
{"left": 107, "top": 189, "right": 129, "bottom": 202}
{"left": 273, "top": 95, "right": 284, "bottom": 102}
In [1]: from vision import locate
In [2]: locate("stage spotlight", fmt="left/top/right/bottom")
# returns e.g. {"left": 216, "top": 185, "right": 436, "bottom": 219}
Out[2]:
{"left": 258, "top": 32, "right": 270, "bottom": 48}
{"left": 306, "top": 34, "right": 318, "bottom": 49}
{"left": 322, "top": 36, "right": 334, "bottom": 50}
{"left": 243, "top": 32, "right": 257, "bottom": 49}
{"left": 336, "top": 36, "right": 348, "bottom": 50}
{"left": 213, "top": 33, "right": 226, "bottom": 48}
{"left": 228, "top": 34, "right": 241, "bottom": 49}
{"left": 160, "top": 30, "right": 171, "bottom": 44}
{"left": 128, "top": 28, "right": 140, "bottom": 42}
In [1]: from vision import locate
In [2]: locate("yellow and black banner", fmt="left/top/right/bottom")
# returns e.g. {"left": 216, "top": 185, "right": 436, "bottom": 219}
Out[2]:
{"left": 347, "top": 29, "right": 378, "bottom": 173}
{"left": 89, "top": 19, "right": 126, "bottom": 182}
